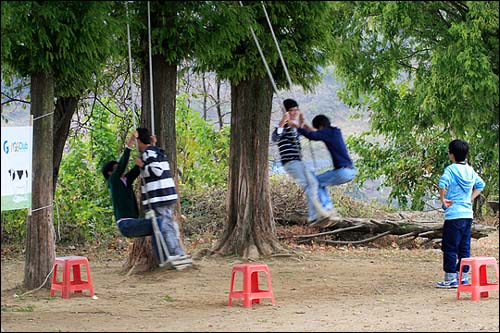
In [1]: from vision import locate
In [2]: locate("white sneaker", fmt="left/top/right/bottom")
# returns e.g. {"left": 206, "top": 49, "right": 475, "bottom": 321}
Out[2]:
{"left": 436, "top": 279, "right": 458, "bottom": 288}
{"left": 170, "top": 255, "right": 193, "bottom": 269}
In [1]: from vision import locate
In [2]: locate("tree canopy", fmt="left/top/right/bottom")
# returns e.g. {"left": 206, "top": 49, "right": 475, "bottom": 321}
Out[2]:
{"left": 1, "top": 1, "right": 123, "bottom": 97}
{"left": 193, "top": 1, "right": 334, "bottom": 91}
{"left": 328, "top": 1, "right": 499, "bottom": 209}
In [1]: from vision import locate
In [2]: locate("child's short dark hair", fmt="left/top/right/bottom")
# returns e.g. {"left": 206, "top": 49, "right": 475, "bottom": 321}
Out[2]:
{"left": 449, "top": 139, "right": 469, "bottom": 162}
{"left": 101, "top": 160, "right": 118, "bottom": 179}
{"left": 312, "top": 115, "right": 331, "bottom": 129}
{"left": 136, "top": 127, "right": 151, "bottom": 144}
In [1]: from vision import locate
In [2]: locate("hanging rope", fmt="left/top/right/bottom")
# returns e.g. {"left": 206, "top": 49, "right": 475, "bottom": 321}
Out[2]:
{"left": 260, "top": 2, "right": 294, "bottom": 98}
{"left": 124, "top": 2, "right": 190, "bottom": 267}
{"left": 239, "top": 1, "right": 329, "bottom": 218}
{"left": 147, "top": 1, "right": 155, "bottom": 135}
{"left": 126, "top": 2, "right": 137, "bottom": 130}
{"left": 260, "top": 1, "right": 318, "bottom": 170}
{"left": 238, "top": 1, "right": 279, "bottom": 96}
{"left": 127, "top": 1, "right": 168, "bottom": 264}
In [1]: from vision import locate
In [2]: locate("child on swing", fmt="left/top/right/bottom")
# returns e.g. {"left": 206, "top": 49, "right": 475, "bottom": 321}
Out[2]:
{"left": 134, "top": 128, "right": 190, "bottom": 263}
{"left": 102, "top": 130, "right": 191, "bottom": 268}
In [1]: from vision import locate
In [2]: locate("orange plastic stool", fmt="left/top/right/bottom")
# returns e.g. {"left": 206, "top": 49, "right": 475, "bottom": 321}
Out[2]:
{"left": 228, "top": 263, "right": 275, "bottom": 307}
{"left": 457, "top": 256, "right": 499, "bottom": 301}
{"left": 50, "top": 256, "right": 95, "bottom": 299}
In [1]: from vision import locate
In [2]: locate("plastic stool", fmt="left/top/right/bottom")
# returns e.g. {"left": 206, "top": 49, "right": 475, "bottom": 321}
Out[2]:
{"left": 50, "top": 256, "right": 95, "bottom": 299}
{"left": 457, "top": 256, "right": 499, "bottom": 301}
{"left": 228, "top": 263, "right": 275, "bottom": 307}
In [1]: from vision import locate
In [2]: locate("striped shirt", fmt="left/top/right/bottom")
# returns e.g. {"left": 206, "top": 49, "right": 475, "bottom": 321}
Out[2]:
{"left": 271, "top": 123, "right": 301, "bottom": 165}
{"left": 139, "top": 146, "right": 178, "bottom": 210}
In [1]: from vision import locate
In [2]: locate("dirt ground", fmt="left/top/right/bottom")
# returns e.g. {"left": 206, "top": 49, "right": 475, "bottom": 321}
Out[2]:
{"left": 1, "top": 231, "right": 499, "bottom": 332}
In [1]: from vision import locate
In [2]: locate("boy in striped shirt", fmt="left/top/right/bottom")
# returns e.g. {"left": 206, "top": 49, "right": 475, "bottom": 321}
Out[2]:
{"left": 135, "top": 128, "right": 190, "bottom": 265}
{"left": 271, "top": 99, "right": 332, "bottom": 225}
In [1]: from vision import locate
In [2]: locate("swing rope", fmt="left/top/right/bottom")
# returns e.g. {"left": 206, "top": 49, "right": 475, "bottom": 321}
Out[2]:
{"left": 260, "top": 1, "right": 318, "bottom": 170}
{"left": 239, "top": 1, "right": 329, "bottom": 219}
{"left": 126, "top": 2, "right": 137, "bottom": 130}
{"left": 147, "top": 1, "right": 155, "bottom": 136}
{"left": 125, "top": 1, "right": 174, "bottom": 266}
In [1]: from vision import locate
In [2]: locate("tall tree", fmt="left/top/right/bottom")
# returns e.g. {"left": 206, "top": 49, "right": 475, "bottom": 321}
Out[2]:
{"left": 1, "top": 1, "right": 123, "bottom": 288}
{"left": 124, "top": 1, "right": 210, "bottom": 272}
{"left": 328, "top": 1, "right": 499, "bottom": 210}
{"left": 194, "top": 1, "right": 335, "bottom": 257}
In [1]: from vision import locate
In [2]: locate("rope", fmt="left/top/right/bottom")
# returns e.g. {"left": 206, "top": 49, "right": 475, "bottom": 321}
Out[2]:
{"left": 238, "top": 1, "right": 279, "bottom": 96}
{"left": 240, "top": 1, "right": 328, "bottom": 218}
{"left": 147, "top": 1, "right": 155, "bottom": 135}
{"left": 125, "top": 2, "right": 137, "bottom": 130}
{"left": 32, "top": 112, "right": 54, "bottom": 121}
{"left": 261, "top": 2, "right": 294, "bottom": 98}
{"left": 260, "top": 1, "right": 318, "bottom": 170}
{"left": 15, "top": 199, "right": 59, "bottom": 298}
{"left": 124, "top": 2, "right": 180, "bottom": 266}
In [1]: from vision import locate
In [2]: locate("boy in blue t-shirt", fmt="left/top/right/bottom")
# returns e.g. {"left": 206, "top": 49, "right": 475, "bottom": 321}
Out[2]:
{"left": 436, "top": 139, "right": 485, "bottom": 288}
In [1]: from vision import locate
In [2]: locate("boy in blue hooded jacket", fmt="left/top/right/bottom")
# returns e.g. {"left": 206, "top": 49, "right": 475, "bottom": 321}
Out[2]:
{"left": 436, "top": 139, "right": 485, "bottom": 288}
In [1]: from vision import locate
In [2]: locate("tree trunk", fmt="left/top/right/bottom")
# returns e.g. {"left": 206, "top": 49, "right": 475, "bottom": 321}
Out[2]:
{"left": 123, "top": 61, "right": 159, "bottom": 273}
{"left": 151, "top": 55, "right": 185, "bottom": 252}
{"left": 212, "top": 77, "right": 284, "bottom": 258}
{"left": 53, "top": 96, "right": 79, "bottom": 192}
{"left": 202, "top": 72, "right": 207, "bottom": 120}
{"left": 24, "top": 72, "right": 56, "bottom": 290}
{"left": 122, "top": 237, "right": 157, "bottom": 275}
{"left": 152, "top": 55, "right": 178, "bottom": 183}
{"left": 124, "top": 54, "right": 179, "bottom": 273}
{"left": 216, "top": 77, "right": 223, "bottom": 130}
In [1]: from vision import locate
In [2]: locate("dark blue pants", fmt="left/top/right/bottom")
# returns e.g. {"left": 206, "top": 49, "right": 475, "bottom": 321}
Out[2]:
{"left": 441, "top": 218, "right": 472, "bottom": 274}
{"left": 116, "top": 217, "right": 160, "bottom": 260}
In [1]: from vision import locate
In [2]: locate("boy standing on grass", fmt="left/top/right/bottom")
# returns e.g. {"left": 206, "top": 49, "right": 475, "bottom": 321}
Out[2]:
{"left": 436, "top": 139, "right": 485, "bottom": 288}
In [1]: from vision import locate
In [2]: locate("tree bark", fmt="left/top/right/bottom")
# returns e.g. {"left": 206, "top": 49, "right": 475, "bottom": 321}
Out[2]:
{"left": 24, "top": 72, "right": 56, "bottom": 290}
{"left": 212, "top": 77, "right": 284, "bottom": 258}
{"left": 122, "top": 237, "right": 157, "bottom": 274}
{"left": 53, "top": 96, "right": 79, "bottom": 192}
{"left": 124, "top": 53, "right": 179, "bottom": 273}
{"left": 151, "top": 55, "right": 186, "bottom": 253}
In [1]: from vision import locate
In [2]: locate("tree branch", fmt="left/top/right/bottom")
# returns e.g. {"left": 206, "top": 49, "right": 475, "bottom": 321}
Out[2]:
{"left": 305, "top": 231, "right": 392, "bottom": 245}
{"left": 1, "top": 92, "right": 30, "bottom": 105}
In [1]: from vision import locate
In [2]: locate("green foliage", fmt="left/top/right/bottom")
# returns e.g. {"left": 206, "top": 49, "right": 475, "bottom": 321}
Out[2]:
{"left": 54, "top": 98, "right": 131, "bottom": 244}
{"left": 193, "top": 1, "right": 335, "bottom": 90}
{"left": 0, "top": 209, "right": 27, "bottom": 243}
{"left": 329, "top": 1, "right": 499, "bottom": 209}
{"left": 1, "top": 1, "right": 124, "bottom": 96}
{"left": 2, "top": 91, "right": 229, "bottom": 244}
{"left": 176, "top": 93, "right": 230, "bottom": 188}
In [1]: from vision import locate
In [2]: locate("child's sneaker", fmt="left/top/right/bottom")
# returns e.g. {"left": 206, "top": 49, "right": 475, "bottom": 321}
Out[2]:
{"left": 458, "top": 272, "right": 469, "bottom": 285}
{"left": 436, "top": 279, "right": 458, "bottom": 288}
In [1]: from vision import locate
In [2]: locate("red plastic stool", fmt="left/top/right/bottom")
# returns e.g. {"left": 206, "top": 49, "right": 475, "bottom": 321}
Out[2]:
{"left": 457, "top": 256, "right": 499, "bottom": 301}
{"left": 50, "top": 256, "right": 95, "bottom": 299}
{"left": 228, "top": 263, "right": 275, "bottom": 307}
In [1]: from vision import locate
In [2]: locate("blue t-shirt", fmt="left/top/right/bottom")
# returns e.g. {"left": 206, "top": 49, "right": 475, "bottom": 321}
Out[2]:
{"left": 439, "top": 162, "right": 485, "bottom": 220}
